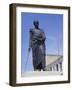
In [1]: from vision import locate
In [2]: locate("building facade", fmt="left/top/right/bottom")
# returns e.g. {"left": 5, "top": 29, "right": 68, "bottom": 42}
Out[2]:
{"left": 45, "top": 55, "right": 63, "bottom": 74}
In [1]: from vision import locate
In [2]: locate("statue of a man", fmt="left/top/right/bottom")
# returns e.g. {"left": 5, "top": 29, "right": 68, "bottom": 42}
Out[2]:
{"left": 29, "top": 20, "right": 46, "bottom": 71}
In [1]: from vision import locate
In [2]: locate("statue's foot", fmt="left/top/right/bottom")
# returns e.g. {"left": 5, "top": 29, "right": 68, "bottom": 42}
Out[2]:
{"left": 43, "top": 68, "right": 47, "bottom": 71}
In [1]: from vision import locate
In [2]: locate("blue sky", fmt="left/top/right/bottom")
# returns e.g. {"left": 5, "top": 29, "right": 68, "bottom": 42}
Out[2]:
{"left": 21, "top": 12, "right": 63, "bottom": 72}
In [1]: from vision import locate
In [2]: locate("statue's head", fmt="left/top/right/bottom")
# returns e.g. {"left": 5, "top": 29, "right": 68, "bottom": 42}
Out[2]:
{"left": 33, "top": 20, "right": 39, "bottom": 29}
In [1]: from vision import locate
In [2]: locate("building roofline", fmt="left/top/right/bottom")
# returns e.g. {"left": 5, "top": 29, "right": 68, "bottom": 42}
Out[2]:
{"left": 46, "top": 56, "right": 63, "bottom": 68}
{"left": 46, "top": 54, "right": 63, "bottom": 57}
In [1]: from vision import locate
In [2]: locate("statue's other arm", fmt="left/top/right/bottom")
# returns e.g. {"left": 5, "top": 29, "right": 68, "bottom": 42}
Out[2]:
{"left": 38, "top": 30, "right": 46, "bottom": 41}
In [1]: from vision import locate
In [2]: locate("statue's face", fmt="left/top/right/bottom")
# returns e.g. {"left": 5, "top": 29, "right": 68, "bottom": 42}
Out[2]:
{"left": 33, "top": 21, "right": 39, "bottom": 28}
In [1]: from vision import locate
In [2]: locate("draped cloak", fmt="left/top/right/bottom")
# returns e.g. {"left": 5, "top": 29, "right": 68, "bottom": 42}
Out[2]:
{"left": 29, "top": 28, "right": 46, "bottom": 70}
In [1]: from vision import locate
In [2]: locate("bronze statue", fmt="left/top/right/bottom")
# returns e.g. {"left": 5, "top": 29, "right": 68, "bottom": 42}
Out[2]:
{"left": 29, "top": 20, "right": 46, "bottom": 71}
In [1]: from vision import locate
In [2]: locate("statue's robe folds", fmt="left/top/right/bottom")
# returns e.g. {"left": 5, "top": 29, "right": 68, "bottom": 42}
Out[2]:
{"left": 29, "top": 28, "right": 46, "bottom": 70}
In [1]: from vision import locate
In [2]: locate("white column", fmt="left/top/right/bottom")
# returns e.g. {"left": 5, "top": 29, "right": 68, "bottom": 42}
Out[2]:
{"left": 53, "top": 66, "right": 55, "bottom": 71}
